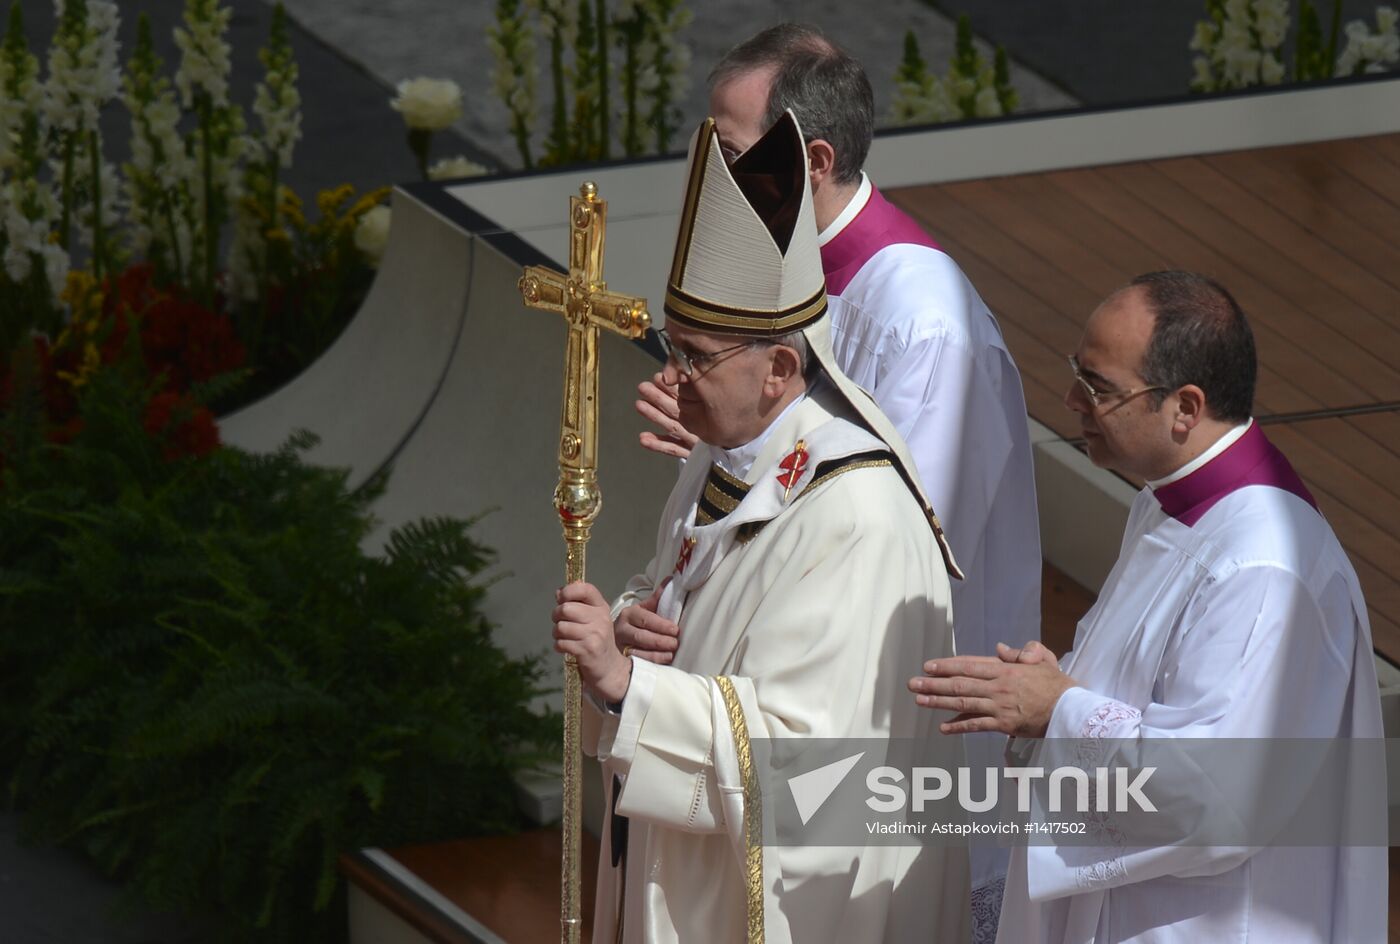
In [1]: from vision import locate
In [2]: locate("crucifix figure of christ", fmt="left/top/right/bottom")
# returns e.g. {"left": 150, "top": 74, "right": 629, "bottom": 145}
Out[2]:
{"left": 517, "top": 181, "right": 650, "bottom": 944}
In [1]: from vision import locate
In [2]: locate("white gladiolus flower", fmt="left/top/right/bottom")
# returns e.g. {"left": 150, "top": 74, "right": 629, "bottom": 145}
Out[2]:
{"left": 428, "top": 155, "right": 488, "bottom": 181}
{"left": 1192, "top": 55, "right": 1215, "bottom": 89}
{"left": 1253, "top": 0, "right": 1290, "bottom": 48}
{"left": 973, "top": 86, "right": 1002, "bottom": 118}
{"left": 390, "top": 78, "right": 463, "bottom": 131}
{"left": 43, "top": 0, "right": 122, "bottom": 134}
{"left": 40, "top": 242, "right": 70, "bottom": 304}
{"left": 226, "top": 199, "right": 264, "bottom": 302}
{"left": 253, "top": 79, "right": 301, "bottom": 168}
{"left": 1337, "top": 8, "right": 1400, "bottom": 75}
{"left": 1190, "top": 21, "right": 1216, "bottom": 52}
{"left": 1259, "top": 53, "right": 1286, "bottom": 84}
{"left": 354, "top": 205, "right": 391, "bottom": 265}
{"left": 3, "top": 245, "right": 31, "bottom": 282}
{"left": 1223, "top": 45, "right": 1263, "bottom": 85}
{"left": 174, "top": 0, "right": 233, "bottom": 108}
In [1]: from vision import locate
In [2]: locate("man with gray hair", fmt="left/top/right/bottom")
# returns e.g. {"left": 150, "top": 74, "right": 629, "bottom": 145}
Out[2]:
{"left": 631, "top": 23, "right": 1042, "bottom": 938}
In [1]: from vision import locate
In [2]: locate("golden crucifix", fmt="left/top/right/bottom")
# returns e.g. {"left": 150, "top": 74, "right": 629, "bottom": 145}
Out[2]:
{"left": 518, "top": 181, "right": 650, "bottom": 944}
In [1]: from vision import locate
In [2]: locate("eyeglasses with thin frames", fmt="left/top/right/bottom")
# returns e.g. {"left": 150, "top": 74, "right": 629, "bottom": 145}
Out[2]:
{"left": 1067, "top": 354, "right": 1168, "bottom": 407}
{"left": 658, "top": 329, "right": 766, "bottom": 377}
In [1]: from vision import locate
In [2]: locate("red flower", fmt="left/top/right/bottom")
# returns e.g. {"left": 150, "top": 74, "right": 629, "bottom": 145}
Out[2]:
{"left": 103, "top": 264, "right": 246, "bottom": 393}
{"left": 143, "top": 390, "right": 221, "bottom": 461}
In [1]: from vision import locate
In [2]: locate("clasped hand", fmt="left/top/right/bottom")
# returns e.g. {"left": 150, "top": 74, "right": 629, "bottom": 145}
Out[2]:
{"left": 908, "top": 641, "right": 1078, "bottom": 738}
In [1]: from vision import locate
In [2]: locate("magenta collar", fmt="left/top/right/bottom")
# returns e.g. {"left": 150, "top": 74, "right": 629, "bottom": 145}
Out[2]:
{"left": 820, "top": 185, "right": 940, "bottom": 295}
{"left": 1154, "top": 422, "right": 1318, "bottom": 527}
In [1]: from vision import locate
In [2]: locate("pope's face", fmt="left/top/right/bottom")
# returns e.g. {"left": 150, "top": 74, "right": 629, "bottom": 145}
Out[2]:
{"left": 660, "top": 321, "right": 776, "bottom": 449}
{"left": 1065, "top": 286, "right": 1180, "bottom": 481}
{"left": 709, "top": 66, "right": 776, "bottom": 162}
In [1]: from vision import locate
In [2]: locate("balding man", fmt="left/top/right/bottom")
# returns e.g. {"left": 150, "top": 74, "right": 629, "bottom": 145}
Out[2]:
{"left": 911, "top": 271, "right": 1386, "bottom": 943}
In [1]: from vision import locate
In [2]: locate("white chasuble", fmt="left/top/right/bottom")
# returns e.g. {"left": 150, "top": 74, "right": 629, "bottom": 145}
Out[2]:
{"left": 997, "top": 423, "right": 1386, "bottom": 944}
{"left": 582, "top": 389, "right": 970, "bottom": 944}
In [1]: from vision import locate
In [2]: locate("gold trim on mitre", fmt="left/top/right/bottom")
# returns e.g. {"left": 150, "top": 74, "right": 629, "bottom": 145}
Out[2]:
{"left": 669, "top": 117, "right": 716, "bottom": 291}
{"left": 664, "top": 284, "right": 827, "bottom": 336}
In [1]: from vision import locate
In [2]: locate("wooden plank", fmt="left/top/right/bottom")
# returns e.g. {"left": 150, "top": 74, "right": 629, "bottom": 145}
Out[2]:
{"left": 890, "top": 186, "right": 1092, "bottom": 353}
{"left": 382, "top": 829, "right": 600, "bottom": 944}
{"left": 989, "top": 171, "right": 1180, "bottom": 281}
{"left": 1281, "top": 417, "right": 1400, "bottom": 508}
{"left": 1344, "top": 411, "right": 1400, "bottom": 462}
{"left": 1371, "top": 611, "right": 1400, "bottom": 669}
{"left": 1041, "top": 561, "right": 1095, "bottom": 658}
{"left": 940, "top": 177, "right": 1129, "bottom": 298}
{"left": 1344, "top": 552, "right": 1400, "bottom": 665}
{"left": 1100, "top": 160, "right": 1399, "bottom": 402}
{"left": 1311, "top": 137, "right": 1400, "bottom": 211}
{"left": 1152, "top": 155, "right": 1400, "bottom": 367}
{"left": 1206, "top": 146, "right": 1400, "bottom": 294}
{"left": 1360, "top": 133, "right": 1400, "bottom": 171}
{"left": 1043, "top": 167, "right": 1357, "bottom": 415}
{"left": 1243, "top": 140, "right": 1400, "bottom": 242}
{"left": 1080, "top": 161, "right": 1391, "bottom": 405}
{"left": 1271, "top": 423, "right": 1400, "bottom": 554}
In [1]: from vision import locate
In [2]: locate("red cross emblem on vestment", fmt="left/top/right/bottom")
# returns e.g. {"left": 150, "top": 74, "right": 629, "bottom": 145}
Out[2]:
{"left": 674, "top": 537, "right": 697, "bottom": 574}
{"left": 776, "top": 439, "right": 809, "bottom": 501}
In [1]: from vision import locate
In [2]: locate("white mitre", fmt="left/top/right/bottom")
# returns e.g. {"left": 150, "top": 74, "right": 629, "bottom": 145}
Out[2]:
{"left": 664, "top": 112, "right": 962, "bottom": 578}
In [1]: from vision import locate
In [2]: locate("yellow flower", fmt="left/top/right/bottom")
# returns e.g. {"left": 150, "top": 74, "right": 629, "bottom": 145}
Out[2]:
{"left": 56, "top": 342, "right": 101, "bottom": 388}
{"left": 316, "top": 184, "right": 355, "bottom": 219}
{"left": 61, "top": 270, "right": 103, "bottom": 325}
{"left": 346, "top": 186, "right": 391, "bottom": 221}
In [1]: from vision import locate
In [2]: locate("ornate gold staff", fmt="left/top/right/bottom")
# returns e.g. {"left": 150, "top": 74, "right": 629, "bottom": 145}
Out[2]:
{"left": 518, "top": 181, "right": 650, "bottom": 944}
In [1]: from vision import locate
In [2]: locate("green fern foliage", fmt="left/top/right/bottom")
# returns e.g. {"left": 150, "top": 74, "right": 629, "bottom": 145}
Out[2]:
{"left": 0, "top": 366, "right": 557, "bottom": 942}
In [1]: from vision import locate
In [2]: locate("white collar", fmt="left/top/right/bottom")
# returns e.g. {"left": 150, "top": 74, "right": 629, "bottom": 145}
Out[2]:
{"left": 716, "top": 391, "right": 809, "bottom": 480}
{"left": 817, "top": 173, "right": 872, "bottom": 247}
{"left": 1148, "top": 418, "right": 1253, "bottom": 489}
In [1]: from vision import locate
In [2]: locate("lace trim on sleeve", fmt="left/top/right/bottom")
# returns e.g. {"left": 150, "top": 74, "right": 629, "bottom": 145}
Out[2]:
{"left": 1071, "top": 700, "right": 1142, "bottom": 885}
{"left": 1081, "top": 701, "right": 1142, "bottom": 739}
{"left": 970, "top": 876, "right": 1005, "bottom": 944}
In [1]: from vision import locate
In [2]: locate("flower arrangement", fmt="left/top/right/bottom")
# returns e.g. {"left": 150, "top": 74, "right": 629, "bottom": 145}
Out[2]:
{"left": 1190, "top": 0, "right": 1398, "bottom": 91}
{"left": 1, "top": 0, "right": 388, "bottom": 417}
{"left": 488, "top": 0, "right": 692, "bottom": 168}
{"left": 890, "top": 14, "right": 1018, "bottom": 126}
{"left": 0, "top": 4, "right": 556, "bottom": 942}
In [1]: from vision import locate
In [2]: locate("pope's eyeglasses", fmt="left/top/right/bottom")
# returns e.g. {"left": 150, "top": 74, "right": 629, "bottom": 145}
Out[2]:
{"left": 659, "top": 329, "right": 766, "bottom": 377}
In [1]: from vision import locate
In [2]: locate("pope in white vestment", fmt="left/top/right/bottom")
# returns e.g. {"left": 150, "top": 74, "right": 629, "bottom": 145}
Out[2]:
{"left": 565, "top": 112, "right": 971, "bottom": 943}
{"left": 588, "top": 383, "right": 968, "bottom": 944}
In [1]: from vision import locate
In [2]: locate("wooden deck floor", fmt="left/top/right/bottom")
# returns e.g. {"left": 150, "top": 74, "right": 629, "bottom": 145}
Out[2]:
{"left": 887, "top": 132, "right": 1400, "bottom": 665}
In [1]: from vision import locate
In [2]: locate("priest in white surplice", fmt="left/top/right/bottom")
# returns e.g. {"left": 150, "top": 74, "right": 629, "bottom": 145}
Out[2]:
{"left": 910, "top": 271, "right": 1387, "bottom": 943}
{"left": 552, "top": 113, "right": 970, "bottom": 942}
